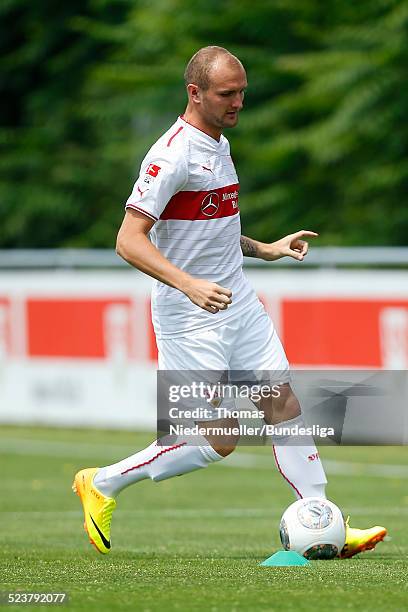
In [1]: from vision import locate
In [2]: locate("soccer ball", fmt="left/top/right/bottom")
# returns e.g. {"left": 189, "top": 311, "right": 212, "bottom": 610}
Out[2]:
{"left": 279, "top": 497, "right": 346, "bottom": 560}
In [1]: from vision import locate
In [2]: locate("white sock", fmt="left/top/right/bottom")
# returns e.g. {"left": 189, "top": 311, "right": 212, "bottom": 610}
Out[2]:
{"left": 271, "top": 414, "right": 327, "bottom": 499}
{"left": 93, "top": 436, "right": 223, "bottom": 498}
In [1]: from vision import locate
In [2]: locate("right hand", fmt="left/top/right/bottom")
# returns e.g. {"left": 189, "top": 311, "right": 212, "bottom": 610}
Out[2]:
{"left": 182, "top": 279, "right": 232, "bottom": 314}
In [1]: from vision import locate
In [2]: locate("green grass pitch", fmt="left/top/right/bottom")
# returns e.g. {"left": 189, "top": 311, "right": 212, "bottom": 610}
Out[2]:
{"left": 1, "top": 426, "right": 407, "bottom": 611}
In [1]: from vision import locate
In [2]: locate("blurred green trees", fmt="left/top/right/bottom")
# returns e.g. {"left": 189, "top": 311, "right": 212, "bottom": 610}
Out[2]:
{"left": 1, "top": 0, "right": 407, "bottom": 247}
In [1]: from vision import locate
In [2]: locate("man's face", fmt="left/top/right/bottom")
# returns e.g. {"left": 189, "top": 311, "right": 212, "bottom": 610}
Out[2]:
{"left": 196, "top": 60, "right": 247, "bottom": 133}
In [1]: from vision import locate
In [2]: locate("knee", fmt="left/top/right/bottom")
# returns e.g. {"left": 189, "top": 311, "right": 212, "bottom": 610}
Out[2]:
{"left": 282, "top": 390, "right": 300, "bottom": 417}
{"left": 211, "top": 441, "right": 238, "bottom": 457}
{"left": 263, "top": 384, "right": 301, "bottom": 424}
{"left": 207, "top": 430, "right": 240, "bottom": 457}
{"left": 197, "top": 417, "right": 240, "bottom": 457}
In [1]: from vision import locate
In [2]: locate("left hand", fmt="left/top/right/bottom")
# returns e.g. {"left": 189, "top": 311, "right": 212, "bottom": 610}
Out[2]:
{"left": 264, "top": 230, "right": 318, "bottom": 262}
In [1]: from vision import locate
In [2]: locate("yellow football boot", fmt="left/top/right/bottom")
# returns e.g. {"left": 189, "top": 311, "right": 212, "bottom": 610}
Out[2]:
{"left": 72, "top": 467, "right": 116, "bottom": 554}
{"left": 340, "top": 518, "right": 387, "bottom": 559}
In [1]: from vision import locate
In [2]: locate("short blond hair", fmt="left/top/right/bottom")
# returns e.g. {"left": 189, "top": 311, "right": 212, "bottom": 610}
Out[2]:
{"left": 184, "top": 46, "right": 242, "bottom": 90}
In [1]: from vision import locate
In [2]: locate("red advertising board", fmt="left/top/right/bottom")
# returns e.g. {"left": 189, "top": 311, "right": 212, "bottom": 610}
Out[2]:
{"left": 26, "top": 298, "right": 134, "bottom": 359}
{"left": 3, "top": 285, "right": 408, "bottom": 368}
{"left": 282, "top": 299, "right": 408, "bottom": 367}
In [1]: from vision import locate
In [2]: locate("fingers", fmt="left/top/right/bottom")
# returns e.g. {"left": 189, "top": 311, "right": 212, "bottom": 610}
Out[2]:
{"left": 204, "top": 304, "right": 220, "bottom": 314}
{"left": 296, "top": 240, "right": 309, "bottom": 256}
{"left": 215, "top": 286, "right": 233, "bottom": 299}
{"left": 205, "top": 302, "right": 228, "bottom": 314}
{"left": 286, "top": 241, "right": 308, "bottom": 260}
{"left": 213, "top": 285, "right": 232, "bottom": 305}
{"left": 287, "top": 249, "right": 304, "bottom": 261}
{"left": 206, "top": 285, "right": 232, "bottom": 313}
{"left": 185, "top": 279, "right": 233, "bottom": 314}
{"left": 289, "top": 230, "right": 317, "bottom": 261}
{"left": 292, "top": 230, "right": 319, "bottom": 239}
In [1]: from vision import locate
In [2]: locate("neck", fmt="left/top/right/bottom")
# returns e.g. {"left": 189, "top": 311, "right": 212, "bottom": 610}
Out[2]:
{"left": 182, "top": 108, "right": 221, "bottom": 141}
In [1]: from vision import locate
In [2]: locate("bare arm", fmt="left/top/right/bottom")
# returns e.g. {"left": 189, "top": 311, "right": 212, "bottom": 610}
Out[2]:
{"left": 240, "top": 236, "right": 260, "bottom": 258}
{"left": 240, "top": 230, "right": 318, "bottom": 262}
{"left": 116, "top": 209, "right": 232, "bottom": 313}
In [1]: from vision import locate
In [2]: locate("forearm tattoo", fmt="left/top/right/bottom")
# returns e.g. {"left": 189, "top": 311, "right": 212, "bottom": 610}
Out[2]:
{"left": 240, "top": 236, "right": 258, "bottom": 258}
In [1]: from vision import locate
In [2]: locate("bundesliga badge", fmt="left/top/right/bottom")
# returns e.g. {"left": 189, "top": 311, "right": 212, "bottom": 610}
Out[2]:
{"left": 144, "top": 163, "right": 161, "bottom": 184}
{"left": 146, "top": 163, "right": 161, "bottom": 177}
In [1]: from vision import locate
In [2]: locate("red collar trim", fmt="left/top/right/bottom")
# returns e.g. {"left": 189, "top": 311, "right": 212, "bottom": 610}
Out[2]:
{"left": 179, "top": 115, "right": 221, "bottom": 143}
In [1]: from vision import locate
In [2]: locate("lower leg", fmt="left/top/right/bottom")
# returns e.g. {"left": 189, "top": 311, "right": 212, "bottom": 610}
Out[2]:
{"left": 94, "top": 418, "right": 239, "bottom": 498}
{"left": 262, "top": 385, "right": 327, "bottom": 499}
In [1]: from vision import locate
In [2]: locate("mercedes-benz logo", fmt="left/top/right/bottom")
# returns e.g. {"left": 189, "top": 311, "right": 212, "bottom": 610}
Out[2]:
{"left": 201, "top": 192, "right": 220, "bottom": 217}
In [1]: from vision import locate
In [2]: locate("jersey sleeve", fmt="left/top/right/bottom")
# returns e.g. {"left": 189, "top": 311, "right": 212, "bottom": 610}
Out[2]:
{"left": 125, "top": 149, "right": 188, "bottom": 222}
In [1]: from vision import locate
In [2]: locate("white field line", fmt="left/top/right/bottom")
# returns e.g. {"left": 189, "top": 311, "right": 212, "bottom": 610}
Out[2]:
{"left": 0, "top": 436, "right": 407, "bottom": 479}
{"left": 1, "top": 507, "right": 407, "bottom": 519}
{"left": 0, "top": 437, "right": 136, "bottom": 459}
{"left": 224, "top": 453, "right": 408, "bottom": 479}
{"left": 0, "top": 509, "right": 274, "bottom": 519}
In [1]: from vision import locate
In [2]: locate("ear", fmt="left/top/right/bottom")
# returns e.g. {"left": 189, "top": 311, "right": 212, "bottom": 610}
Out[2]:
{"left": 187, "top": 83, "right": 201, "bottom": 104}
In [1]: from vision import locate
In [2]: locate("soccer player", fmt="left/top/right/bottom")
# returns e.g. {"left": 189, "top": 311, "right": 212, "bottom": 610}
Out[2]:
{"left": 73, "top": 46, "right": 386, "bottom": 557}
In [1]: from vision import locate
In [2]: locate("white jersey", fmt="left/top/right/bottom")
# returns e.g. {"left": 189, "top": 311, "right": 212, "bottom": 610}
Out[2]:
{"left": 125, "top": 116, "right": 258, "bottom": 338}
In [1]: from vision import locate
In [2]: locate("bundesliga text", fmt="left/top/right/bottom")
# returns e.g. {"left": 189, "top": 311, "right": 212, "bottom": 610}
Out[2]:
{"left": 168, "top": 423, "right": 335, "bottom": 438}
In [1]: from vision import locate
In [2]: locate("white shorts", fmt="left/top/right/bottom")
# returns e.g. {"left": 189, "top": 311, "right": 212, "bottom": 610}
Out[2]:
{"left": 157, "top": 300, "right": 290, "bottom": 421}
